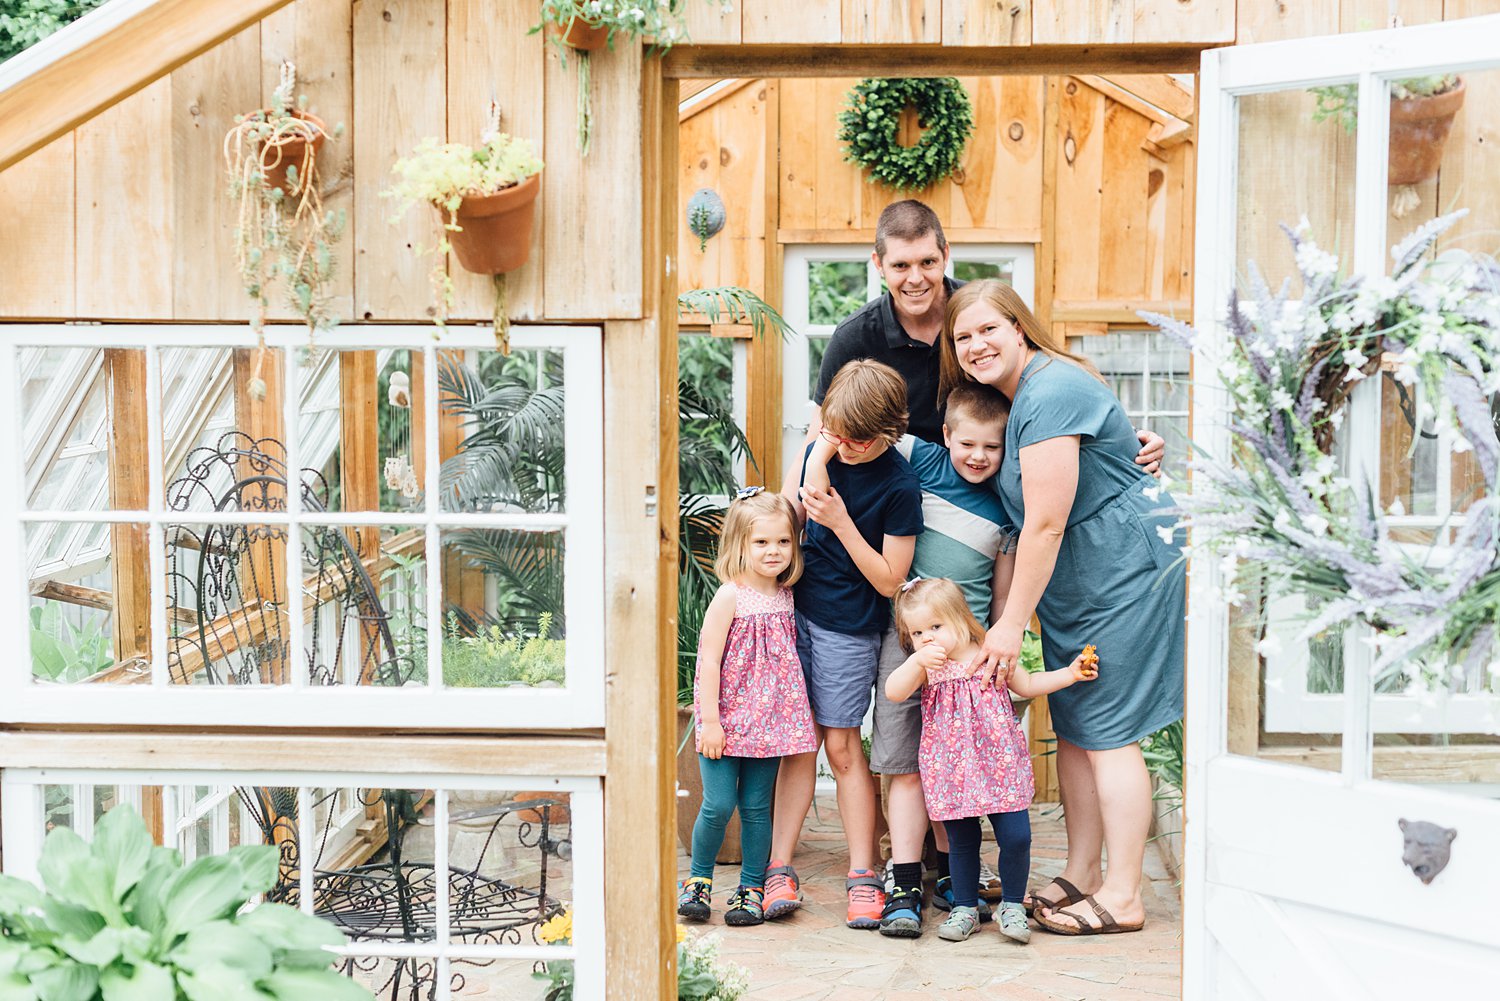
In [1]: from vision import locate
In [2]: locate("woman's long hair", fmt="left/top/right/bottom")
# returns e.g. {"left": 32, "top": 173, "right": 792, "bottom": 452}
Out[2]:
{"left": 937, "top": 280, "right": 1106, "bottom": 407}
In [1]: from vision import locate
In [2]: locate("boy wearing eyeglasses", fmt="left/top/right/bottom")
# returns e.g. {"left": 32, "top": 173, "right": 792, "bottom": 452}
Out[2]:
{"left": 765, "top": 358, "right": 923, "bottom": 931}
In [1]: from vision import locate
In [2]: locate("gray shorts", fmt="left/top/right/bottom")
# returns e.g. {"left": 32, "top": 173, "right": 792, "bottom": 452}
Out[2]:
{"left": 795, "top": 612, "right": 880, "bottom": 729}
{"left": 870, "top": 624, "right": 922, "bottom": 774}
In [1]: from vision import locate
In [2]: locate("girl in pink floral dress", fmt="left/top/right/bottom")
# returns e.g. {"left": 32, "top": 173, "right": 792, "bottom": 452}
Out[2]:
{"left": 886, "top": 577, "right": 1097, "bottom": 943}
{"left": 679, "top": 488, "right": 818, "bottom": 927}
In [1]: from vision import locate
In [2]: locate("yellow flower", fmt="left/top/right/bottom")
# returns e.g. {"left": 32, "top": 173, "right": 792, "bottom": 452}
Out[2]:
{"left": 676, "top": 923, "right": 689, "bottom": 944}
{"left": 539, "top": 910, "right": 573, "bottom": 944}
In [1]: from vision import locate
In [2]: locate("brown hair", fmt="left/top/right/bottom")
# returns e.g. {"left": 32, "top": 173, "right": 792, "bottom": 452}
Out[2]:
{"left": 714, "top": 490, "right": 803, "bottom": 587}
{"left": 943, "top": 381, "right": 1010, "bottom": 432}
{"left": 892, "top": 578, "right": 986, "bottom": 654}
{"left": 821, "top": 359, "right": 909, "bottom": 444}
{"left": 937, "top": 280, "right": 1106, "bottom": 405}
{"left": 875, "top": 200, "right": 948, "bottom": 258}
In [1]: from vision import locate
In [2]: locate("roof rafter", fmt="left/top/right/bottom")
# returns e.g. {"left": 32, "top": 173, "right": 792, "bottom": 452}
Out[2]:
{"left": 0, "top": 0, "right": 296, "bottom": 173}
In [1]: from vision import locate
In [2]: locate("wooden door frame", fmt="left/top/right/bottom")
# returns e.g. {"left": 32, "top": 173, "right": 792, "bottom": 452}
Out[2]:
{"left": 644, "top": 40, "right": 1215, "bottom": 1000}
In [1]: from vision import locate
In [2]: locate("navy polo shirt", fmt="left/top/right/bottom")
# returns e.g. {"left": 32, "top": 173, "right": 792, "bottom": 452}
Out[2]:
{"left": 813, "top": 276, "right": 965, "bottom": 445}
{"left": 794, "top": 442, "right": 924, "bottom": 636}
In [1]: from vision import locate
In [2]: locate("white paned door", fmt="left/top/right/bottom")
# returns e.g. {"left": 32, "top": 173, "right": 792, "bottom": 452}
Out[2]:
{"left": 1187, "top": 16, "right": 1500, "bottom": 999}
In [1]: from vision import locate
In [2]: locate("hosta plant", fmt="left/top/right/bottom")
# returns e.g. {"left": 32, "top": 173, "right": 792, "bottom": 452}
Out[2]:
{"left": 0, "top": 805, "right": 372, "bottom": 1000}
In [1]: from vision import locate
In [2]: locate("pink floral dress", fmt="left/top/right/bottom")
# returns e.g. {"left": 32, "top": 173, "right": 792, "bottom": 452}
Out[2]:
{"left": 694, "top": 585, "right": 817, "bottom": 758}
{"left": 918, "top": 658, "right": 1035, "bottom": 821}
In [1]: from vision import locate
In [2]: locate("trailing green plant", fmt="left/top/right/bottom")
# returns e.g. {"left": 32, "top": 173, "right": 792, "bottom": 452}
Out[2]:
{"left": 1309, "top": 74, "right": 1460, "bottom": 133}
{"left": 837, "top": 77, "right": 974, "bottom": 191}
{"left": 677, "top": 286, "right": 797, "bottom": 342}
{"left": 0, "top": 804, "right": 372, "bottom": 1000}
{"left": 29, "top": 603, "right": 112, "bottom": 683}
{"left": 0, "top": 0, "right": 107, "bottom": 62}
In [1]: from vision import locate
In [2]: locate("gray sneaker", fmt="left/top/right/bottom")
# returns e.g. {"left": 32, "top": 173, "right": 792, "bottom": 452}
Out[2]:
{"left": 938, "top": 905, "right": 981, "bottom": 942}
{"left": 997, "top": 901, "right": 1031, "bottom": 944}
{"left": 978, "top": 860, "right": 1003, "bottom": 902}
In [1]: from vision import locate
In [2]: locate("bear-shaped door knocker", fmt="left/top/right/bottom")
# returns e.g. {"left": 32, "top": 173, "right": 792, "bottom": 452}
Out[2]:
{"left": 1398, "top": 818, "right": 1457, "bottom": 885}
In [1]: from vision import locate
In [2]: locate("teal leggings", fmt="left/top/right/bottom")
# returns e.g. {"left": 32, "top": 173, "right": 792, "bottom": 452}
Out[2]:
{"left": 690, "top": 754, "right": 780, "bottom": 887}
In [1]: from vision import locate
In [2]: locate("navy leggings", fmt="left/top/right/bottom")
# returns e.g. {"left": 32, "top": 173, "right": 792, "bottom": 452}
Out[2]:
{"left": 943, "top": 809, "right": 1031, "bottom": 907}
{"left": 690, "top": 754, "right": 780, "bottom": 887}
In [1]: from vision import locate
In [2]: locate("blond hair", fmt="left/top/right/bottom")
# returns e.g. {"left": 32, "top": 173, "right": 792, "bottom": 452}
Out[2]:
{"left": 892, "top": 578, "right": 986, "bottom": 654}
{"left": 937, "top": 279, "right": 1106, "bottom": 406}
{"left": 714, "top": 490, "right": 803, "bottom": 587}
{"left": 821, "top": 359, "right": 909, "bottom": 444}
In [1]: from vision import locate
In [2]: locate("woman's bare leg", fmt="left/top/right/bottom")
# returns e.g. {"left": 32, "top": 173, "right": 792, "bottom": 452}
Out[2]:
{"left": 1048, "top": 742, "right": 1151, "bottom": 929}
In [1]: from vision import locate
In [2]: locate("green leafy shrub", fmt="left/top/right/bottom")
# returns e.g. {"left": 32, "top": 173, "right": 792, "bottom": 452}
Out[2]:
{"left": 0, "top": 805, "right": 372, "bottom": 1000}
{"left": 0, "top": 0, "right": 107, "bottom": 63}
{"left": 29, "top": 603, "right": 112, "bottom": 683}
{"left": 438, "top": 611, "right": 566, "bottom": 688}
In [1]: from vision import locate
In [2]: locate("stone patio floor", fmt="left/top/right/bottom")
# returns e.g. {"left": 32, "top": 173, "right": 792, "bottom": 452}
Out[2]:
{"left": 676, "top": 795, "right": 1182, "bottom": 1001}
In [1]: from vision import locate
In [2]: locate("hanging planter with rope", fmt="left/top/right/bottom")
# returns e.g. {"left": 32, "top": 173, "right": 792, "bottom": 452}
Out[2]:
{"left": 837, "top": 77, "right": 974, "bottom": 191}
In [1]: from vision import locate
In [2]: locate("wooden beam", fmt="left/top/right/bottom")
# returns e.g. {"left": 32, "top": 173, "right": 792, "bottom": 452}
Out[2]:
{"left": 678, "top": 78, "right": 757, "bottom": 122}
{"left": 105, "top": 350, "right": 151, "bottom": 665}
{"left": 0, "top": 0, "right": 297, "bottom": 172}
{"left": 752, "top": 78, "right": 784, "bottom": 488}
{"left": 29, "top": 580, "right": 112, "bottom": 611}
{"left": 1035, "top": 77, "right": 1060, "bottom": 333}
{"left": 1258, "top": 745, "right": 1500, "bottom": 785}
{"left": 603, "top": 59, "right": 677, "bottom": 1001}
{"left": 1051, "top": 299, "right": 1191, "bottom": 323}
{"left": 0, "top": 732, "right": 607, "bottom": 776}
{"left": 1102, "top": 73, "right": 1195, "bottom": 120}
{"left": 776, "top": 226, "right": 1043, "bottom": 245}
{"left": 663, "top": 43, "right": 1209, "bottom": 79}
{"left": 1073, "top": 73, "right": 1187, "bottom": 127}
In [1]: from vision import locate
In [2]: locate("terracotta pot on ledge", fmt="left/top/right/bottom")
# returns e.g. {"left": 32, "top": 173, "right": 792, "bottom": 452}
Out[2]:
{"left": 439, "top": 172, "right": 542, "bottom": 276}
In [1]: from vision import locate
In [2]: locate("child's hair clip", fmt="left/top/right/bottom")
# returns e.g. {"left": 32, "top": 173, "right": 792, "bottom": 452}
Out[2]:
{"left": 898, "top": 576, "right": 923, "bottom": 592}
{"left": 734, "top": 485, "right": 765, "bottom": 500}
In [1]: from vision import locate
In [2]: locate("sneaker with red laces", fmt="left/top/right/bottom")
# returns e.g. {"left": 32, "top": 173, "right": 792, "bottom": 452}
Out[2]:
{"left": 762, "top": 862, "right": 802, "bottom": 920}
{"left": 845, "top": 869, "right": 885, "bottom": 929}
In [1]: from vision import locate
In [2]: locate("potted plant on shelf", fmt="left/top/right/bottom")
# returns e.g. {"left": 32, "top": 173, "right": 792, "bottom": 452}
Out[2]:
{"left": 224, "top": 61, "right": 346, "bottom": 397}
{"left": 383, "top": 107, "right": 543, "bottom": 353}
{"left": 1310, "top": 75, "right": 1466, "bottom": 216}
{"left": 0, "top": 804, "right": 373, "bottom": 999}
{"left": 532, "top": 0, "right": 694, "bottom": 155}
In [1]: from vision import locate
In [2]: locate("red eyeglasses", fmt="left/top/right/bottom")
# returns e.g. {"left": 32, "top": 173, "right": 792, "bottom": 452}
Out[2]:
{"left": 819, "top": 428, "right": 876, "bottom": 453}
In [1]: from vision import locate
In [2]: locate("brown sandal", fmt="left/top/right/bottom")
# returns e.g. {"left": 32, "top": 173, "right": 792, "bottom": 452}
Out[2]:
{"left": 1035, "top": 894, "right": 1145, "bottom": 936}
{"left": 1023, "top": 876, "right": 1088, "bottom": 917}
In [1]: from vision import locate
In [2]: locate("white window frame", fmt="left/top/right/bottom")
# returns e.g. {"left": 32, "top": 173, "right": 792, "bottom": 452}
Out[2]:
{"left": 0, "top": 325, "right": 606, "bottom": 730}
{"left": 780, "top": 243, "right": 1035, "bottom": 459}
{"left": 2, "top": 768, "right": 605, "bottom": 1001}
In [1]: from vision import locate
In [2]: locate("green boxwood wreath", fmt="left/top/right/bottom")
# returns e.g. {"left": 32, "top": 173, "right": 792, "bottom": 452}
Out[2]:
{"left": 837, "top": 77, "right": 974, "bottom": 191}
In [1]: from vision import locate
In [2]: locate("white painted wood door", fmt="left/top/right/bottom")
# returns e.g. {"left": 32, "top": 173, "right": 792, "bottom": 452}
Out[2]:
{"left": 1186, "top": 17, "right": 1500, "bottom": 998}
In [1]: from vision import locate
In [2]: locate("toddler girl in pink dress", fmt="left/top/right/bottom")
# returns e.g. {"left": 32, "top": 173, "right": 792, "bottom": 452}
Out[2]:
{"left": 885, "top": 577, "right": 1097, "bottom": 943}
{"left": 679, "top": 488, "right": 818, "bottom": 927}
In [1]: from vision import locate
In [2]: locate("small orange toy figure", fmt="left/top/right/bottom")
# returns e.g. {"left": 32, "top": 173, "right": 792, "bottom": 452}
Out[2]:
{"left": 1079, "top": 645, "right": 1099, "bottom": 679}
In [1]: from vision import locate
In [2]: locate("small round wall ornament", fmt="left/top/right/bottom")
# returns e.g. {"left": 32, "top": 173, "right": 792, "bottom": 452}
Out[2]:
{"left": 687, "top": 188, "right": 726, "bottom": 253}
{"left": 837, "top": 77, "right": 974, "bottom": 191}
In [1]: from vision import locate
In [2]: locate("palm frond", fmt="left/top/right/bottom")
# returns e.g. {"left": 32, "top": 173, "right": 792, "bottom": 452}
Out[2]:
{"left": 677, "top": 286, "right": 797, "bottom": 342}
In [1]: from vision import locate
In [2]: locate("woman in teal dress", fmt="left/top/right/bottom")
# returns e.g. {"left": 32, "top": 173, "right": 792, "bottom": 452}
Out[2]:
{"left": 937, "top": 280, "right": 1184, "bottom": 937}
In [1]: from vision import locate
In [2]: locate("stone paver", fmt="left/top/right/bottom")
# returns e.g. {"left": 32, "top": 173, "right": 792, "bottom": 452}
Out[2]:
{"left": 677, "top": 796, "right": 1181, "bottom": 1000}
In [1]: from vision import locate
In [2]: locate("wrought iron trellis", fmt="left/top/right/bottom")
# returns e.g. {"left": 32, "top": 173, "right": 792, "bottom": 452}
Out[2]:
{"left": 162, "top": 432, "right": 570, "bottom": 999}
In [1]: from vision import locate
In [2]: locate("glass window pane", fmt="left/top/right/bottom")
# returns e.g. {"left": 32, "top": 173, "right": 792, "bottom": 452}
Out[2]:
{"left": 166, "top": 522, "right": 290, "bottom": 686}
{"left": 303, "top": 524, "right": 425, "bottom": 687}
{"left": 807, "top": 337, "right": 830, "bottom": 400}
{"left": 22, "top": 348, "right": 116, "bottom": 512}
{"left": 447, "top": 789, "right": 572, "bottom": 947}
{"left": 806, "top": 260, "right": 867, "bottom": 326}
{"left": 440, "top": 529, "right": 565, "bottom": 689}
{"left": 678, "top": 335, "right": 735, "bottom": 497}
{"left": 953, "top": 259, "right": 1015, "bottom": 285}
{"left": 438, "top": 348, "right": 565, "bottom": 515}
{"left": 28, "top": 522, "right": 133, "bottom": 685}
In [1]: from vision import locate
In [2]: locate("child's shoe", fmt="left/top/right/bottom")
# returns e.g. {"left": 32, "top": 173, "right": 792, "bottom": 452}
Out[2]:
{"left": 724, "top": 886, "right": 765, "bottom": 927}
{"left": 677, "top": 877, "right": 712, "bottom": 922}
{"left": 978, "top": 860, "right": 1004, "bottom": 902}
{"left": 845, "top": 869, "right": 886, "bottom": 929}
{"left": 937, "top": 905, "right": 981, "bottom": 942}
{"left": 931, "top": 876, "right": 993, "bottom": 922}
{"left": 762, "top": 862, "right": 802, "bottom": 919}
{"left": 878, "top": 886, "right": 922, "bottom": 938}
{"left": 997, "top": 901, "right": 1031, "bottom": 944}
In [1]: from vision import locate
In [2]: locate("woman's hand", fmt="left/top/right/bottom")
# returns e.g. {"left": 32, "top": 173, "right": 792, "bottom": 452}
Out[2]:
{"left": 1134, "top": 428, "right": 1165, "bottom": 478}
{"left": 969, "top": 619, "right": 1025, "bottom": 689}
{"left": 800, "top": 484, "right": 853, "bottom": 535}
{"left": 699, "top": 720, "right": 726, "bottom": 760}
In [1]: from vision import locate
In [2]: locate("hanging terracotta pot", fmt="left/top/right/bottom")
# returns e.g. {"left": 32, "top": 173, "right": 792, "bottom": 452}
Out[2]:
{"left": 259, "top": 110, "right": 327, "bottom": 196}
{"left": 551, "top": 16, "right": 610, "bottom": 52}
{"left": 439, "top": 172, "right": 542, "bottom": 275}
{"left": 1388, "top": 79, "right": 1465, "bottom": 186}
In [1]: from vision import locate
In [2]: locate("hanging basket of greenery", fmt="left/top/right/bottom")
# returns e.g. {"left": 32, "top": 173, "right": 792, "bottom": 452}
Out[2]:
{"left": 837, "top": 77, "right": 974, "bottom": 191}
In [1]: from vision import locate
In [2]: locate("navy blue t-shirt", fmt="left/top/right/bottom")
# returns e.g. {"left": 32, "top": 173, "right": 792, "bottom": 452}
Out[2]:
{"left": 794, "top": 442, "right": 924, "bottom": 635}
